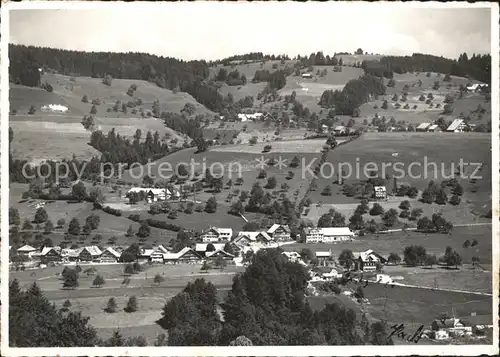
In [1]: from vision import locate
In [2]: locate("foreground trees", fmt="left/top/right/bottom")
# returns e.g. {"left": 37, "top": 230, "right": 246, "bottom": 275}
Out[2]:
{"left": 158, "top": 248, "right": 389, "bottom": 345}
{"left": 9, "top": 280, "right": 98, "bottom": 346}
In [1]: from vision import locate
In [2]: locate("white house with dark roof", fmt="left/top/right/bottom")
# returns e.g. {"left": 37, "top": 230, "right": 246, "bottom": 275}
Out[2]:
{"left": 163, "top": 247, "right": 203, "bottom": 264}
{"left": 17, "top": 244, "right": 37, "bottom": 257}
{"left": 267, "top": 224, "right": 292, "bottom": 242}
{"left": 100, "top": 247, "right": 121, "bottom": 263}
{"left": 195, "top": 243, "right": 226, "bottom": 256}
{"left": 352, "top": 249, "right": 386, "bottom": 271}
{"left": 78, "top": 246, "right": 103, "bottom": 262}
{"left": 200, "top": 227, "right": 233, "bottom": 242}
{"left": 233, "top": 231, "right": 272, "bottom": 246}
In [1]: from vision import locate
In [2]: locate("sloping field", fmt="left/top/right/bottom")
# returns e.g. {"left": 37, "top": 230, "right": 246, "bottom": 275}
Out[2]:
{"left": 210, "top": 139, "right": 331, "bottom": 154}
{"left": 309, "top": 132, "right": 491, "bottom": 208}
{"left": 9, "top": 72, "right": 207, "bottom": 162}
{"left": 120, "top": 146, "right": 319, "bottom": 229}
{"left": 285, "top": 225, "right": 492, "bottom": 265}
{"left": 358, "top": 72, "right": 491, "bottom": 126}
{"left": 279, "top": 66, "right": 364, "bottom": 112}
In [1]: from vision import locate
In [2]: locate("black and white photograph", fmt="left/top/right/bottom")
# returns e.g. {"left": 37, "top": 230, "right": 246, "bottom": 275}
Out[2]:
{"left": 1, "top": 1, "right": 498, "bottom": 355}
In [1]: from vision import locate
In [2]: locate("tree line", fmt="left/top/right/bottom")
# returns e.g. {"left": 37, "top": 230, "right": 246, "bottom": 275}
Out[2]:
{"left": 376, "top": 53, "right": 491, "bottom": 84}
{"left": 9, "top": 44, "right": 225, "bottom": 112}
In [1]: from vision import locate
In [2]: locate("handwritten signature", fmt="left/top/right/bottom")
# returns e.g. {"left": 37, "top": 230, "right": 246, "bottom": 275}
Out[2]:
{"left": 387, "top": 323, "right": 425, "bottom": 343}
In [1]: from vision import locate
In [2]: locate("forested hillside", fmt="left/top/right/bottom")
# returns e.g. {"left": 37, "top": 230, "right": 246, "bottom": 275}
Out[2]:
{"left": 9, "top": 44, "right": 225, "bottom": 112}
{"left": 368, "top": 53, "right": 491, "bottom": 83}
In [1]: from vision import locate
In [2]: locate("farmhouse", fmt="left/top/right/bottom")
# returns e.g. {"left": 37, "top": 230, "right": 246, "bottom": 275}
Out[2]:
{"left": 200, "top": 227, "right": 233, "bottom": 242}
{"left": 416, "top": 123, "right": 431, "bottom": 132}
{"left": 39, "top": 247, "right": 62, "bottom": 264}
{"left": 446, "top": 119, "right": 467, "bottom": 133}
{"left": 373, "top": 186, "right": 387, "bottom": 200}
{"left": 431, "top": 318, "right": 472, "bottom": 339}
{"left": 150, "top": 245, "right": 170, "bottom": 263}
{"left": 267, "top": 224, "right": 292, "bottom": 242}
{"left": 315, "top": 250, "right": 333, "bottom": 266}
{"left": 352, "top": 249, "right": 386, "bottom": 271}
{"left": 304, "top": 227, "right": 354, "bottom": 243}
{"left": 17, "top": 244, "right": 37, "bottom": 257}
{"left": 206, "top": 249, "right": 235, "bottom": 261}
{"left": 238, "top": 113, "right": 264, "bottom": 122}
{"left": 137, "top": 247, "right": 154, "bottom": 262}
{"left": 163, "top": 247, "right": 203, "bottom": 265}
{"left": 282, "top": 251, "right": 307, "bottom": 266}
{"left": 427, "top": 124, "right": 441, "bottom": 132}
{"left": 126, "top": 187, "right": 169, "bottom": 202}
{"left": 333, "top": 126, "right": 347, "bottom": 135}
{"left": 233, "top": 231, "right": 272, "bottom": 246}
{"left": 301, "top": 73, "right": 313, "bottom": 79}
{"left": 322, "top": 267, "right": 344, "bottom": 279}
{"left": 78, "top": 246, "right": 103, "bottom": 262}
{"left": 195, "top": 243, "right": 226, "bottom": 257}
{"left": 466, "top": 83, "right": 488, "bottom": 92}
{"left": 100, "top": 247, "right": 121, "bottom": 263}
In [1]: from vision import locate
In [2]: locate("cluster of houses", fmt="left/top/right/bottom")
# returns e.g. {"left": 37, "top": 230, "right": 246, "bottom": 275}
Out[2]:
{"left": 11, "top": 224, "right": 366, "bottom": 268}
{"left": 430, "top": 313, "right": 493, "bottom": 340}
{"left": 416, "top": 119, "right": 472, "bottom": 133}
{"left": 126, "top": 187, "right": 181, "bottom": 203}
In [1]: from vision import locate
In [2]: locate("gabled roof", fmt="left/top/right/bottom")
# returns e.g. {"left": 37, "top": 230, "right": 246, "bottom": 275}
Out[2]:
{"left": 432, "top": 318, "right": 463, "bottom": 328}
{"left": 40, "top": 247, "right": 61, "bottom": 256}
{"left": 61, "top": 248, "right": 82, "bottom": 258}
{"left": 353, "top": 249, "right": 385, "bottom": 263}
{"left": 127, "top": 187, "right": 166, "bottom": 195}
{"left": 446, "top": 119, "right": 465, "bottom": 131}
{"left": 316, "top": 251, "right": 332, "bottom": 258}
{"left": 81, "top": 246, "right": 102, "bottom": 256}
{"left": 374, "top": 186, "right": 386, "bottom": 191}
{"left": 195, "top": 243, "right": 226, "bottom": 252}
{"left": 320, "top": 227, "right": 354, "bottom": 236}
{"left": 206, "top": 249, "right": 235, "bottom": 258}
{"left": 139, "top": 248, "right": 154, "bottom": 257}
{"left": 427, "top": 124, "right": 439, "bottom": 130}
{"left": 235, "top": 231, "right": 272, "bottom": 242}
{"left": 267, "top": 224, "right": 290, "bottom": 234}
{"left": 163, "top": 247, "right": 202, "bottom": 260}
{"left": 416, "top": 122, "right": 431, "bottom": 130}
{"left": 103, "top": 247, "right": 121, "bottom": 258}
{"left": 17, "top": 244, "right": 37, "bottom": 252}
{"left": 202, "top": 227, "right": 233, "bottom": 235}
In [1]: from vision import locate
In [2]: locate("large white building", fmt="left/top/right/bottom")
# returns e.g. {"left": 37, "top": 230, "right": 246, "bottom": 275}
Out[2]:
{"left": 305, "top": 227, "right": 354, "bottom": 243}
{"left": 200, "top": 227, "right": 233, "bottom": 242}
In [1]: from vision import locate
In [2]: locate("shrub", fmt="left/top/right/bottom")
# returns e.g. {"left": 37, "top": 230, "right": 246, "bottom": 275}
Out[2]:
{"left": 124, "top": 296, "right": 138, "bottom": 313}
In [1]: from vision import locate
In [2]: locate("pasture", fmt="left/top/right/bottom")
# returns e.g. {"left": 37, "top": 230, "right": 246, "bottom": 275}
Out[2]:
{"left": 285, "top": 224, "right": 492, "bottom": 263}
{"left": 9, "top": 73, "right": 202, "bottom": 163}
{"left": 358, "top": 72, "right": 491, "bottom": 128}
{"left": 307, "top": 132, "right": 491, "bottom": 212}
{"left": 11, "top": 263, "right": 243, "bottom": 343}
{"left": 120, "top": 146, "right": 320, "bottom": 226}
{"left": 308, "top": 284, "right": 492, "bottom": 330}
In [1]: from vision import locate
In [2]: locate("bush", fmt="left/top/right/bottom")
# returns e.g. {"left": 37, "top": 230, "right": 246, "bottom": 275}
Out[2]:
{"left": 124, "top": 296, "right": 138, "bottom": 313}
{"left": 369, "top": 203, "right": 384, "bottom": 216}
{"left": 101, "top": 206, "right": 122, "bottom": 216}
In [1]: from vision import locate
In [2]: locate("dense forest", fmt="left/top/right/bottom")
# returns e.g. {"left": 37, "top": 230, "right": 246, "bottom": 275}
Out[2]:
{"left": 319, "top": 74, "right": 387, "bottom": 115}
{"left": 9, "top": 44, "right": 225, "bottom": 111}
{"left": 372, "top": 53, "right": 491, "bottom": 83}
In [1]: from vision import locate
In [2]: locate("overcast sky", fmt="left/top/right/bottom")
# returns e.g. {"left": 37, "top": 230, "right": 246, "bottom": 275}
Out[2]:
{"left": 8, "top": 2, "right": 492, "bottom": 61}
